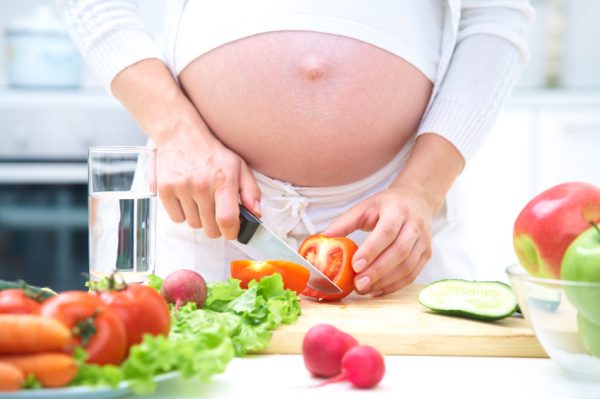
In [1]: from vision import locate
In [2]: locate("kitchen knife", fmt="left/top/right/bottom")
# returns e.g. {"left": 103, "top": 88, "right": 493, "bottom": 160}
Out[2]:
{"left": 237, "top": 204, "right": 342, "bottom": 294}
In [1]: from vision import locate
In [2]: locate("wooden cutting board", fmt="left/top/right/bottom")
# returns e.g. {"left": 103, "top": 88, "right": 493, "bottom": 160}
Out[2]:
{"left": 264, "top": 285, "right": 547, "bottom": 357}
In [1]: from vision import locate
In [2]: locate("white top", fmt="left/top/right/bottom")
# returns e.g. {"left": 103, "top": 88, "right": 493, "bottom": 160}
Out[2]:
{"left": 175, "top": 0, "right": 444, "bottom": 81}
{"left": 56, "top": 0, "right": 535, "bottom": 161}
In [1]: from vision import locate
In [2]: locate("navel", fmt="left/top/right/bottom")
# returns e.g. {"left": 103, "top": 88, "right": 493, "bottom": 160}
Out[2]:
{"left": 300, "top": 56, "right": 327, "bottom": 81}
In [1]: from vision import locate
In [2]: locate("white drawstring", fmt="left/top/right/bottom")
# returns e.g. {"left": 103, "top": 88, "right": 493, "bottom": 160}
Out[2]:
{"left": 259, "top": 194, "right": 315, "bottom": 248}
{"left": 253, "top": 137, "right": 415, "bottom": 247}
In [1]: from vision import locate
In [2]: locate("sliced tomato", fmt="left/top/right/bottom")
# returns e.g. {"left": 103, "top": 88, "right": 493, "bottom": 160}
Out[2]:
{"left": 40, "top": 291, "right": 127, "bottom": 366}
{"left": 230, "top": 260, "right": 310, "bottom": 294}
{"left": 0, "top": 289, "right": 41, "bottom": 314}
{"left": 299, "top": 234, "right": 358, "bottom": 302}
{"left": 95, "top": 283, "right": 171, "bottom": 350}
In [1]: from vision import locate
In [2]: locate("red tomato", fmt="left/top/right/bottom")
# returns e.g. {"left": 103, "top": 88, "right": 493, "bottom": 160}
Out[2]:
{"left": 95, "top": 284, "right": 171, "bottom": 349}
{"left": 230, "top": 260, "right": 310, "bottom": 294}
{"left": 40, "top": 291, "right": 127, "bottom": 366}
{"left": 0, "top": 289, "right": 41, "bottom": 314}
{"left": 299, "top": 234, "right": 358, "bottom": 301}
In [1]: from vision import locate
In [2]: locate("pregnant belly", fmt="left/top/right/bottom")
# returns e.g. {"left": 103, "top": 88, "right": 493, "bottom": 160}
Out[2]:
{"left": 179, "top": 31, "right": 433, "bottom": 187}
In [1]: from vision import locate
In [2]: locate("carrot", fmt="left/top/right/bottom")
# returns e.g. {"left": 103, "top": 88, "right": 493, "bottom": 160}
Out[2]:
{"left": 0, "top": 353, "right": 77, "bottom": 388}
{"left": 0, "top": 361, "right": 24, "bottom": 392}
{"left": 0, "top": 315, "right": 72, "bottom": 354}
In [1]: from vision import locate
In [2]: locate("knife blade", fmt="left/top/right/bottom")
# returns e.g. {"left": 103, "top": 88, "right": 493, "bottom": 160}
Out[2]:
{"left": 237, "top": 205, "right": 342, "bottom": 294}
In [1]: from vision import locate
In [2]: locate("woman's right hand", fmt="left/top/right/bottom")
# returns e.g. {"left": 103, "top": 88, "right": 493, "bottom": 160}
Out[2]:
{"left": 111, "top": 59, "right": 261, "bottom": 240}
{"left": 155, "top": 127, "right": 261, "bottom": 240}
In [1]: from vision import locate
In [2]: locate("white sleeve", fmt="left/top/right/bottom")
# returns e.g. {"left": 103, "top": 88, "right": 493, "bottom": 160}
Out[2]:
{"left": 56, "top": 0, "right": 164, "bottom": 90}
{"left": 416, "top": 0, "right": 535, "bottom": 161}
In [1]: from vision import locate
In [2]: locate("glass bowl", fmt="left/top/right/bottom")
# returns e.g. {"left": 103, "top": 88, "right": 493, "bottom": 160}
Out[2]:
{"left": 506, "top": 264, "right": 600, "bottom": 381}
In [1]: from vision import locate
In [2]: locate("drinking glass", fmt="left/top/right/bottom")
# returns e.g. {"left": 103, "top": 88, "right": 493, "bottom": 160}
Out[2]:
{"left": 88, "top": 146, "right": 156, "bottom": 283}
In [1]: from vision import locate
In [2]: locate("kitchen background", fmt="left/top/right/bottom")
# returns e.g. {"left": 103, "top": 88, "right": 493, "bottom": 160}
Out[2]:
{"left": 0, "top": 0, "right": 598, "bottom": 291}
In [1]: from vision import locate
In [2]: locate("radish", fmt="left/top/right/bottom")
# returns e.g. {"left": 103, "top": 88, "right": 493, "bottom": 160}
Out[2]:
{"left": 318, "top": 345, "right": 385, "bottom": 389}
{"left": 160, "top": 269, "right": 207, "bottom": 310}
{"left": 302, "top": 324, "right": 358, "bottom": 377}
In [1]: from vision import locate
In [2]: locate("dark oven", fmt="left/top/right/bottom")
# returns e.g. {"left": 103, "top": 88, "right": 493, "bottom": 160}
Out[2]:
{"left": 0, "top": 89, "right": 146, "bottom": 291}
{"left": 0, "top": 164, "right": 88, "bottom": 291}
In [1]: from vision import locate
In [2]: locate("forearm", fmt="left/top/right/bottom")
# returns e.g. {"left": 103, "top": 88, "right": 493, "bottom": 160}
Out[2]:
{"left": 390, "top": 133, "right": 464, "bottom": 215}
{"left": 397, "top": 2, "right": 534, "bottom": 214}
{"left": 112, "top": 58, "right": 261, "bottom": 234}
{"left": 417, "top": 1, "right": 534, "bottom": 160}
{"left": 111, "top": 59, "right": 217, "bottom": 148}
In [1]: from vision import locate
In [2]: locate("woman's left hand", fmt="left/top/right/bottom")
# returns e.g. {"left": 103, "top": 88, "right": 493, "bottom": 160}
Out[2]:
{"left": 322, "top": 185, "right": 436, "bottom": 296}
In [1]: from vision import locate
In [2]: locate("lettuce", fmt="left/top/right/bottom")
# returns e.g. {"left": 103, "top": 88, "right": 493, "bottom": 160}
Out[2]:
{"left": 203, "top": 275, "right": 301, "bottom": 355}
{"left": 146, "top": 274, "right": 164, "bottom": 292}
{"left": 72, "top": 273, "right": 300, "bottom": 394}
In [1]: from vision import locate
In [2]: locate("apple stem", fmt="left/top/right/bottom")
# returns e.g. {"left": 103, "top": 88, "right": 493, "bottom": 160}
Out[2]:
{"left": 590, "top": 220, "right": 600, "bottom": 236}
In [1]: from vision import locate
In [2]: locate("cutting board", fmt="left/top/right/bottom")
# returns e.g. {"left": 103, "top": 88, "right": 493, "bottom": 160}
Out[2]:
{"left": 264, "top": 285, "right": 547, "bottom": 357}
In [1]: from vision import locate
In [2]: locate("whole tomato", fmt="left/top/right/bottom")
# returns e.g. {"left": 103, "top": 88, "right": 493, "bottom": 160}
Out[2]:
{"left": 40, "top": 291, "right": 127, "bottom": 366}
{"left": 299, "top": 234, "right": 358, "bottom": 301}
{"left": 230, "top": 260, "right": 310, "bottom": 294}
{"left": 95, "top": 283, "right": 171, "bottom": 349}
{"left": 0, "top": 289, "right": 41, "bottom": 314}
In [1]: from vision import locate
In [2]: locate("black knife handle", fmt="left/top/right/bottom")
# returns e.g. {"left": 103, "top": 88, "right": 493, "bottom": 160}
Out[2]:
{"left": 237, "top": 204, "right": 260, "bottom": 244}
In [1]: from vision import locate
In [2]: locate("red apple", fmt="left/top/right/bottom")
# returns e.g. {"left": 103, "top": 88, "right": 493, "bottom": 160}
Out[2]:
{"left": 513, "top": 181, "right": 600, "bottom": 278}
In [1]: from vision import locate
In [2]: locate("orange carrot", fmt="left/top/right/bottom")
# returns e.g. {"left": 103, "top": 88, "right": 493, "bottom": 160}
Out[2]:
{"left": 0, "top": 361, "right": 24, "bottom": 392}
{"left": 0, "top": 353, "right": 77, "bottom": 388}
{"left": 0, "top": 315, "right": 71, "bottom": 354}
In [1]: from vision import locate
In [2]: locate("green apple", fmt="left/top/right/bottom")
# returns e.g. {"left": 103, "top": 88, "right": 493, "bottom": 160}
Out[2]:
{"left": 561, "top": 225, "right": 600, "bottom": 324}
{"left": 578, "top": 312, "right": 600, "bottom": 358}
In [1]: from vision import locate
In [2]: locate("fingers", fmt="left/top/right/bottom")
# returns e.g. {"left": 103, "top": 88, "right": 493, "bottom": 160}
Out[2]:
{"left": 371, "top": 252, "right": 430, "bottom": 297}
{"left": 322, "top": 202, "right": 374, "bottom": 238}
{"left": 193, "top": 189, "right": 220, "bottom": 237}
{"left": 180, "top": 197, "right": 202, "bottom": 229}
{"left": 239, "top": 163, "right": 262, "bottom": 217}
{"left": 157, "top": 152, "right": 261, "bottom": 240}
{"left": 350, "top": 207, "right": 405, "bottom": 273}
{"left": 160, "top": 175, "right": 218, "bottom": 233}
{"left": 214, "top": 176, "right": 241, "bottom": 240}
{"left": 158, "top": 185, "right": 185, "bottom": 223}
{"left": 367, "top": 240, "right": 424, "bottom": 294}
{"left": 353, "top": 222, "right": 421, "bottom": 294}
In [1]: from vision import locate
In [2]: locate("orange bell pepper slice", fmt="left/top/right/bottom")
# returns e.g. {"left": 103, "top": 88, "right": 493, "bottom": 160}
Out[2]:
{"left": 230, "top": 260, "right": 310, "bottom": 294}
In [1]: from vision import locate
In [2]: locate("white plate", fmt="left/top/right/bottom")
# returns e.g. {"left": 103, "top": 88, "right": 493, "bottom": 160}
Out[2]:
{"left": 0, "top": 371, "right": 180, "bottom": 399}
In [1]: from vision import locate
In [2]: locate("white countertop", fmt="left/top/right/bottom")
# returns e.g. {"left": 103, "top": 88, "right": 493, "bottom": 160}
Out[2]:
{"left": 126, "top": 354, "right": 600, "bottom": 399}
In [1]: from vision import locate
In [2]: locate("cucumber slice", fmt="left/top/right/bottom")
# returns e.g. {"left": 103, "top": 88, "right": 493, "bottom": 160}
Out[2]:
{"left": 418, "top": 279, "right": 518, "bottom": 321}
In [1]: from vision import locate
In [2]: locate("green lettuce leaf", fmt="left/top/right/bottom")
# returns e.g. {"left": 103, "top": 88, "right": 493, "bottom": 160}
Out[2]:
{"left": 70, "top": 273, "right": 300, "bottom": 394}
{"left": 71, "top": 347, "right": 123, "bottom": 388}
{"left": 146, "top": 274, "right": 164, "bottom": 292}
{"left": 22, "top": 375, "right": 42, "bottom": 389}
{"left": 72, "top": 313, "right": 235, "bottom": 395}
{"left": 204, "top": 278, "right": 245, "bottom": 311}
{"left": 205, "top": 274, "right": 301, "bottom": 355}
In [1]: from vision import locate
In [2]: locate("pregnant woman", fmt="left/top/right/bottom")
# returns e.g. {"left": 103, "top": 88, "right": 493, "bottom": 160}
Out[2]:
{"left": 59, "top": 0, "right": 533, "bottom": 295}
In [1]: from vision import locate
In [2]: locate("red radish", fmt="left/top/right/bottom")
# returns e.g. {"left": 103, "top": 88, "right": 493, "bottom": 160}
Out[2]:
{"left": 318, "top": 345, "right": 385, "bottom": 389}
{"left": 302, "top": 324, "right": 358, "bottom": 377}
{"left": 160, "top": 269, "right": 207, "bottom": 310}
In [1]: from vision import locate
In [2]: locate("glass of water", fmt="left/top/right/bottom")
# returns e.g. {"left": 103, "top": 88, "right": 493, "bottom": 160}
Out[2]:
{"left": 88, "top": 146, "right": 156, "bottom": 283}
